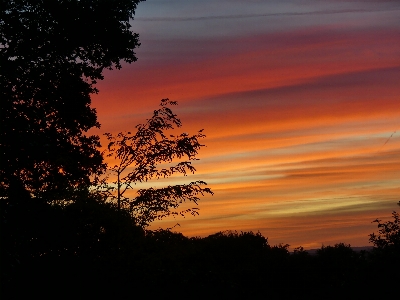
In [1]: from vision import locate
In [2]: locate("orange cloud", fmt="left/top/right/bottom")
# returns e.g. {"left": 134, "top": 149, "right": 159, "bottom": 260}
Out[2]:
{"left": 91, "top": 22, "right": 400, "bottom": 249}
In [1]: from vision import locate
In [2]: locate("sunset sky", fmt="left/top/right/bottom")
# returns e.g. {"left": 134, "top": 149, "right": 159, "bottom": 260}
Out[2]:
{"left": 92, "top": 0, "right": 400, "bottom": 249}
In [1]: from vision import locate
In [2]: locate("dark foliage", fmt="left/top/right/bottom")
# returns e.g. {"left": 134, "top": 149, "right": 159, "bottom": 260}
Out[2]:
{"left": 0, "top": 0, "right": 141, "bottom": 200}
{"left": 2, "top": 208, "right": 400, "bottom": 299}
{"left": 368, "top": 208, "right": 400, "bottom": 288}
{"left": 102, "top": 99, "right": 213, "bottom": 227}
{"left": 1, "top": 193, "right": 144, "bottom": 297}
{"left": 369, "top": 211, "right": 400, "bottom": 250}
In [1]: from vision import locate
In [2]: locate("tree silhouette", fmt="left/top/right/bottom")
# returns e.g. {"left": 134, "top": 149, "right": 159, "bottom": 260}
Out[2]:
{"left": 103, "top": 99, "right": 213, "bottom": 227}
{"left": 0, "top": 0, "right": 142, "bottom": 200}
{"left": 369, "top": 211, "right": 400, "bottom": 250}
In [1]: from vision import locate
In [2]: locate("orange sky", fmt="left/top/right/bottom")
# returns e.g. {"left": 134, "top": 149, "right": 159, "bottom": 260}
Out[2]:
{"left": 91, "top": 1, "right": 400, "bottom": 249}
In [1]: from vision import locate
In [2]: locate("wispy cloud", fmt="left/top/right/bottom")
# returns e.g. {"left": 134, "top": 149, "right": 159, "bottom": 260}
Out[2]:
{"left": 136, "top": 7, "right": 400, "bottom": 22}
{"left": 95, "top": 1, "right": 400, "bottom": 248}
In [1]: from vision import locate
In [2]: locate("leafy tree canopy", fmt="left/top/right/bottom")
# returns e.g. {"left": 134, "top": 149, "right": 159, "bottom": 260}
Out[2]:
{"left": 369, "top": 211, "right": 400, "bottom": 250}
{"left": 102, "top": 99, "right": 213, "bottom": 227}
{"left": 0, "top": 0, "right": 142, "bottom": 200}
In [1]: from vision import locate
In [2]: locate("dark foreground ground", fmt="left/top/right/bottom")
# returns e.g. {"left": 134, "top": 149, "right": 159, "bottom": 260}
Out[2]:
{"left": 2, "top": 200, "right": 399, "bottom": 299}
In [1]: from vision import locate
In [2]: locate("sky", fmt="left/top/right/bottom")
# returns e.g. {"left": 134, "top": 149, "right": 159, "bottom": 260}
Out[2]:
{"left": 92, "top": 0, "right": 400, "bottom": 249}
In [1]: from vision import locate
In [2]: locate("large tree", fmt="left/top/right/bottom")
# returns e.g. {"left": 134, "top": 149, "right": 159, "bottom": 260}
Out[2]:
{"left": 0, "top": 0, "right": 142, "bottom": 200}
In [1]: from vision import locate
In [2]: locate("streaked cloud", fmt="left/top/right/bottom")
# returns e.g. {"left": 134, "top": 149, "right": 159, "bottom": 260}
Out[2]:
{"left": 135, "top": 8, "right": 399, "bottom": 22}
{"left": 93, "top": 0, "right": 400, "bottom": 248}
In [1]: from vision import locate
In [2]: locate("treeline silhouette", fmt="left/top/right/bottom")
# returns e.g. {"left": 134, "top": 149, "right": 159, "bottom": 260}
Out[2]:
{"left": 2, "top": 196, "right": 399, "bottom": 298}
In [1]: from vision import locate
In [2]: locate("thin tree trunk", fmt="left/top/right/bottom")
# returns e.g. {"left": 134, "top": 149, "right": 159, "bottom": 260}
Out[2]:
{"left": 117, "top": 172, "right": 121, "bottom": 211}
